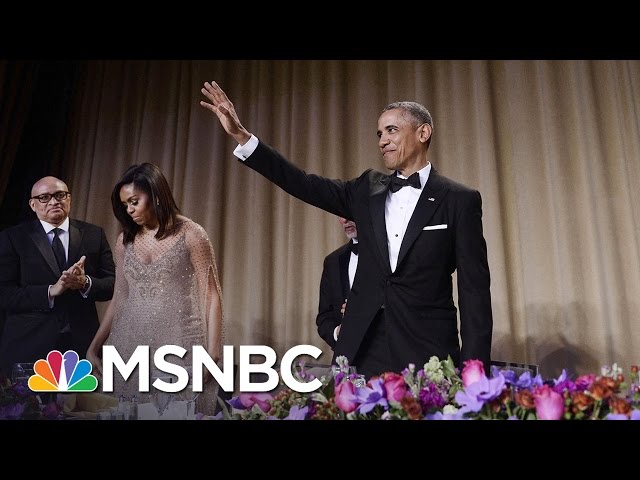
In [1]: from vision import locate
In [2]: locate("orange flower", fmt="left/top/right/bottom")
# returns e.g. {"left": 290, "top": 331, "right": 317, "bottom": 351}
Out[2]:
{"left": 570, "top": 392, "right": 593, "bottom": 413}
{"left": 515, "top": 389, "right": 535, "bottom": 409}
{"left": 609, "top": 397, "right": 632, "bottom": 416}
{"left": 400, "top": 396, "right": 423, "bottom": 420}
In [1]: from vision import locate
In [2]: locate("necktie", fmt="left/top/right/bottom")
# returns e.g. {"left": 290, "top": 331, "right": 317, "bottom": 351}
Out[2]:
{"left": 389, "top": 172, "right": 421, "bottom": 193}
{"left": 51, "top": 227, "right": 66, "bottom": 271}
{"left": 350, "top": 242, "right": 359, "bottom": 255}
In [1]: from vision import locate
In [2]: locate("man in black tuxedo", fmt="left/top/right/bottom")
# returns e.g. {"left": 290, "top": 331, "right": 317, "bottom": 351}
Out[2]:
{"left": 316, "top": 218, "right": 359, "bottom": 350}
{"left": 0, "top": 176, "right": 115, "bottom": 375}
{"left": 200, "top": 81, "right": 493, "bottom": 378}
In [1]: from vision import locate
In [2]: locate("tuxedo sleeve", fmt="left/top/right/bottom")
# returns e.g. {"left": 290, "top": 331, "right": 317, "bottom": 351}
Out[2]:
{"left": 0, "top": 229, "right": 50, "bottom": 312}
{"left": 83, "top": 227, "right": 115, "bottom": 302}
{"left": 456, "top": 190, "right": 493, "bottom": 372}
{"left": 243, "top": 141, "right": 357, "bottom": 220}
{"left": 315, "top": 256, "right": 341, "bottom": 349}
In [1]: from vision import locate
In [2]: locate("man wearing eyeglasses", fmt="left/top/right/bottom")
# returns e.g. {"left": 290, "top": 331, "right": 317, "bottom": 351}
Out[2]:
{"left": 0, "top": 176, "right": 115, "bottom": 376}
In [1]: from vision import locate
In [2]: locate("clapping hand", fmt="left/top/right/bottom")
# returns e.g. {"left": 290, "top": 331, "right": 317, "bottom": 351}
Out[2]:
{"left": 61, "top": 255, "right": 87, "bottom": 290}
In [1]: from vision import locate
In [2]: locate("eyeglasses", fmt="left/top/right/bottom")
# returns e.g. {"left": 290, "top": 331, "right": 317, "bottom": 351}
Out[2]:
{"left": 30, "top": 191, "right": 71, "bottom": 203}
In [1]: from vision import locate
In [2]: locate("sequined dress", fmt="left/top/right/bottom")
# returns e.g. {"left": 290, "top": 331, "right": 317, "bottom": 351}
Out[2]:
{"left": 105, "top": 218, "right": 224, "bottom": 415}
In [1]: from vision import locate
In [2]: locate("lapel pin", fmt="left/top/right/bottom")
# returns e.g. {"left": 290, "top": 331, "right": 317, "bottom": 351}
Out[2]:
{"left": 428, "top": 197, "right": 435, "bottom": 201}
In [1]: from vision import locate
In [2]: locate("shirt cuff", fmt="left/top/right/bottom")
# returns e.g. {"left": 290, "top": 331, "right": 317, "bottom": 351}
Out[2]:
{"left": 233, "top": 134, "right": 259, "bottom": 161}
{"left": 47, "top": 285, "right": 55, "bottom": 308}
{"left": 333, "top": 325, "right": 341, "bottom": 342}
{"left": 79, "top": 275, "right": 92, "bottom": 298}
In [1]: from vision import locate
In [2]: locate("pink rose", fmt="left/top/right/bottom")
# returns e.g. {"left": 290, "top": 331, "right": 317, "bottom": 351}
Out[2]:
{"left": 461, "top": 359, "right": 486, "bottom": 387}
{"left": 239, "top": 393, "right": 273, "bottom": 413}
{"left": 335, "top": 380, "right": 358, "bottom": 413}
{"left": 383, "top": 372, "right": 408, "bottom": 403}
{"left": 534, "top": 385, "right": 565, "bottom": 420}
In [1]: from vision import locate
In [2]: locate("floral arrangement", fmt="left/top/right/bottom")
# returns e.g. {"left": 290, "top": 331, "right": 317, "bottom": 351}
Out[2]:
{"left": 0, "top": 374, "right": 64, "bottom": 420}
{"left": 213, "top": 356, "right": 640, "bottom": 420}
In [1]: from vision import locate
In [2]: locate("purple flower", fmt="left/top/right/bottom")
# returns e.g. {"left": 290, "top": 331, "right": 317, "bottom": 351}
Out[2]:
{"left": 284, "top": 405, "right": 309, "bottom": 420}
{"left": 554, "top": 369, "right": 569, "bottom": 385}
{"left": 419, "top": 383, "right": 446, "bottom": 411}
{"left": 12, "top": 383, "right": 30, "bottom": 397}
{"left": 228, "top": 396, "right": 245, "bottom": 409}
{"left": 553, "top": 379, "right": 577, "bottom": 394}
{"left": 0, "top": 403, "right": 25, "bottom": 419}
{"left": 356, "top": 378, "right": 389, "bottom": 414}
{"left": 493, "top": 369, "right": 539, "bottom": 389}
{"left": 493, "top": 367, "right": 517, "bottom": 384}
{"left": 605, "top": 413, "right": 630, "bottom": 420}
{"left": 574, "top": 374, "right": 596, "bottom": 391}
{"left": 455, "top": 374, "right": 506, "bottom": 412}
{"left": 606, "top": 410, "right": 640, "bottom": 420}
{"left": 41, "top": 402, "right": 61, "bottom": 420}
{"left": 515, "top": 372, "right": 543, "bottom": 388}
{"left": 230, "top": 393, "right": 273, "bottom": 412}
{"left": 552, "top": 369, "right": 577, "bottom": 394}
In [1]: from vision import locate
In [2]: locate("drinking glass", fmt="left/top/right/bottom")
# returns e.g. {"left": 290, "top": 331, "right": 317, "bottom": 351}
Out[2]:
{"left": 96, "top": 409, "right": 112, "bottom": 420}
{"left": 150, "top": 372, "right": 174, "bottom": 418}
{"left": 11, "top": 362, "right": 34, "bottom": 385}
{"left": 178, "top": 366, "right": 199, "bottom": 419}
{"left": 331, "top": 364, "right": 366, "bottom": 387}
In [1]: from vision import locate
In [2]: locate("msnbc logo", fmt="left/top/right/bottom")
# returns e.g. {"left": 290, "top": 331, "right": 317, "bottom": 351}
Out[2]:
{"left": 28, "top": 350, "right": 98, "bottom": 392}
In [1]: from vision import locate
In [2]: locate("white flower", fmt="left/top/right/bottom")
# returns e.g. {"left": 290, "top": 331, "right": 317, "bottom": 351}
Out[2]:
{"left": 443, "top": 404, "right": 459, "bottom": 415}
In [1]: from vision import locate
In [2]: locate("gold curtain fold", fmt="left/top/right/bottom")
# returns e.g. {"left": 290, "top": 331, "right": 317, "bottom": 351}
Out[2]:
{"left": 63, "top": 60, "right": 640, "bottom": 377}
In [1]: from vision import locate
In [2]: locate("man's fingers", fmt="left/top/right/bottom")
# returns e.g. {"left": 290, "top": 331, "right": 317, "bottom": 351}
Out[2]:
{"left": 199, "top": 100, "right": 215, "bottom": 112}
{"left": 202, "top": 81, "right": 232, "bottom": 108}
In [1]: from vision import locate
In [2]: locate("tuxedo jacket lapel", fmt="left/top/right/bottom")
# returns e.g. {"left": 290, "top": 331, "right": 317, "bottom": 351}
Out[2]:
{"left": 369, "top": 175, "right": 392, "bottom": 274}
{"left": 28, "top": 221, "right": 61, "bottom": 277}
{"left": 68, "top": 220, "right": 85, "bottom": 267}
{"left": 397, "top": 169, "right": 449, "bottom": 270}
{"left": 338, "top": 247, "right": 351, "bottom": 299}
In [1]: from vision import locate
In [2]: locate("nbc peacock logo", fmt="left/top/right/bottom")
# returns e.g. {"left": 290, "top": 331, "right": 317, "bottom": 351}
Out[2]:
{"left": 28, "top": 350, "right": 98, "bottom": 392}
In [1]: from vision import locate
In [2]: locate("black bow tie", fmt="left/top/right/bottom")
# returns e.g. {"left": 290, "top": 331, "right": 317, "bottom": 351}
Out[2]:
{"left": 350, "top": 242, "right": 359, "bottom": 255}
{"left": 389, "top": 172, "right": 421, "bottom": 193}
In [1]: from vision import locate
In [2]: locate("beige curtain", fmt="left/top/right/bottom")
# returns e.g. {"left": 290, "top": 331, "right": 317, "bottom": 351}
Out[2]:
{"left": 64, "top": 60, "right": 640, "bottom": 377}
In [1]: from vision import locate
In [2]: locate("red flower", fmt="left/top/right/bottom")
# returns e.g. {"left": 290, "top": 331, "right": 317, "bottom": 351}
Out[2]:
{"left": 382, "top": 372, "right": 408, "bottom": 403}
{"left": 461, "top": 359, "right": 485, "bottom": 387}
{"left": 534, "top": 385, "right": 564, "bottom": 420}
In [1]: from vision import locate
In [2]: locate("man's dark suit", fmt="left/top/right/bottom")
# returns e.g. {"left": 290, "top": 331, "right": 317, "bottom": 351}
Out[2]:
{"left": 0, "top": 219, "right": 115, "bottom": 375}
{"left": 316, "top": 241, "right": 353, "bottom": 350}
{"left": 244, "top": 141, "right": 493, "bottom": 374}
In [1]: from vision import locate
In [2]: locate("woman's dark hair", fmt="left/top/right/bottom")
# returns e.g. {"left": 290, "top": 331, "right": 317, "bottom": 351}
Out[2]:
{"left": 112, "top": 163, "right": 180, "bottom": 244}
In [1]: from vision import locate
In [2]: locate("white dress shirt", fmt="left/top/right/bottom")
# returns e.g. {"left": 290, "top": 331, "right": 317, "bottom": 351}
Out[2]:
{"left": 385, "top": 164, "right": 431, "bottom": 272}
{"left": 348, "top": 240, "right": 358, "bottom": 289}
{"left": 41, "top": 217, "right": 70, "bottom": 262}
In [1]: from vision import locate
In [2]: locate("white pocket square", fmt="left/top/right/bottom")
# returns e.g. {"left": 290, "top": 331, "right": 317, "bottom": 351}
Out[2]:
{"left": 423, "top": 224, "right": 447, "bottom": 230}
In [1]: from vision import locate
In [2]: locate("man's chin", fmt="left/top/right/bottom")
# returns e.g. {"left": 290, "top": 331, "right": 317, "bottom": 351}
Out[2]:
{"left": 46, "top": 214, "right": 66, "bottom": 224}
{"left": 383, "top": 159, "right": 396, "bottom": 171}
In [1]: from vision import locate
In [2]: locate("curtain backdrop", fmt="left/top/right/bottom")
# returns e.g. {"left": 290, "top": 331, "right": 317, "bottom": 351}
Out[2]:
{"left": 63, "top": 60, "right": 640, "bottom": 377}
